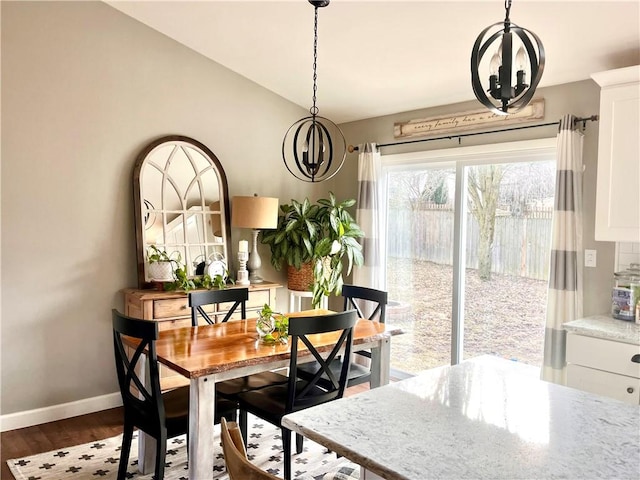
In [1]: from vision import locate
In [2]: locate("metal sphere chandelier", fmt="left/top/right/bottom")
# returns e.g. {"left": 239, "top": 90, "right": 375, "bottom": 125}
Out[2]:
{"left": 471, "top": 0, "right": 545, "bottom": 115}
{"left": 282, "top": 0, "right": 346, "bottom": 183}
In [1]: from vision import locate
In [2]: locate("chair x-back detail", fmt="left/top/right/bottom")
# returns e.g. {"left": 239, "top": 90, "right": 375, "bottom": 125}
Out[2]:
{"left": 298, "top": 285, "right": 388, "bottom": 389}
{"left": 112, "top": 309, "right": 189, "bottom": 480}
{"left": 189, "top": 288, "right": 248, "bottom": 325}
{"left": 236, "top": 310, "right": 358, "bottom": 480}
{"left": 189, "top": 289, "right": 290, "bottom": 419}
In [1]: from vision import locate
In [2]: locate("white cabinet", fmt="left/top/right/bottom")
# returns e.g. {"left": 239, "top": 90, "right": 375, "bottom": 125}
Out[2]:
{"left": 591, "top": 65, "right": 640, "bottom": 242}
{"left": 566, "top": 332, "right": 640, "bottom": 405}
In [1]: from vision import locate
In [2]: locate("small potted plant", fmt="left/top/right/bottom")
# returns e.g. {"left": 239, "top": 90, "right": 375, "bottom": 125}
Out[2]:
{"left": 146, "top": 245, "right": 180, "bottom": 282}
{"left": 258, "top": 304, "right": 289, "bottom": 345}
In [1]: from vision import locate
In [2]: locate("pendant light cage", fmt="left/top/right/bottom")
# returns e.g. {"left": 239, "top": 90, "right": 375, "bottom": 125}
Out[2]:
{"left": 282, "top": 0, "right": 346, "bottom": 183}
{"left": 471, "top": 0, "right": 545, "bottom": 115}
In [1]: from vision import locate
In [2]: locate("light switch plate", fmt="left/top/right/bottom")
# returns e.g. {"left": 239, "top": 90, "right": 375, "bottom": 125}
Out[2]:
{"left": 585, "top": 249, "right": 597, "bottom": 268}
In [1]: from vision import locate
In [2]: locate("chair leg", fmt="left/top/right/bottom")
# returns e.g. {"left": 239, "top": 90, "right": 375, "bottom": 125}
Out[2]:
{"left": 296, "top": 432, "right": 304, "bottom": 454}
{"left": 282, "top": 427, "right": 291, "bottom": 480}
{"left": 155, "top": 430, "right": 167, "bottom": 480}
{"left": 117, "top": 422, "right": 134, "bottom": 480}
{"left": 239, "top": 410, "right": 248, "bottom": 449}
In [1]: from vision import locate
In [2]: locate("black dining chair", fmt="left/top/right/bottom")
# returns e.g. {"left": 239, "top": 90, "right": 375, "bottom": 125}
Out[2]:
{"left": 189, "top": 288, "right": 248, "bottom": 325}
{"left": 236, "top": 310, "right": 358, "bottom": 480}
{"left": 112, "top": 309, "right": 237, "bottom": 480}
{"left": 297, "top": 284, "right": 388, "bottom": 389}
{"left": 188, "top": 290, "right": 289, "bottom": 413}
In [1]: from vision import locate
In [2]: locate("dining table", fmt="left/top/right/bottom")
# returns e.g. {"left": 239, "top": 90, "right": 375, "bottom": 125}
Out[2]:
{"left": 127, "top": 309, "right": 401, "bottom": 480}
{"left": 282, "top": 355, "right": 640, "bottom": 480}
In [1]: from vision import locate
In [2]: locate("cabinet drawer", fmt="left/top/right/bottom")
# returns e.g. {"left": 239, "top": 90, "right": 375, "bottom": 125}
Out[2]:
{"left": 157, "top": 318, "right": 192, "bottom": 331}
{"left": 567, "top": 364, "right": 640, "bottom": 405}
{"left": 154, "top": 298, "right": 189, "bottom": 319}
{"left": 154, "top": 298, "right": 215, "bottom": 319}
{"left": 566, "top": 334, "right": 640, "bottom": 378}
{"left": 218, "top": 289, "right": 271, "bottom": 314}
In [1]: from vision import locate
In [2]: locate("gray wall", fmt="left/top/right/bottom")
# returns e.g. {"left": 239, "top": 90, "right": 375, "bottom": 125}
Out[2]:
{"left": 0, "top": 1, "right": 616, "bottom": 418}
{"left": 0, "top": 1, "right": 316, "bottom": 415}
{"left": 335, "top": 81, "right": 615, "bottom": 319}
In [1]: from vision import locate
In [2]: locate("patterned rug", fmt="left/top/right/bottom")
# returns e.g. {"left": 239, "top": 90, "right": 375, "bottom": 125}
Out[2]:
{"left": 7, "top": 414, "right": 359, "bottom": 480}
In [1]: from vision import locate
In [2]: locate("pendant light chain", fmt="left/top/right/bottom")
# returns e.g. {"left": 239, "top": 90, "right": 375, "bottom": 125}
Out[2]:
{"left": 310, "top": 5, "right": 319, "bottom": 116}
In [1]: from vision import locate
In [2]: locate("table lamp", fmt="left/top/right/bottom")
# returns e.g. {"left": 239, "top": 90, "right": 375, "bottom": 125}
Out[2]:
{"left": 232, "top": 195, "right": 279, "bottom": 284}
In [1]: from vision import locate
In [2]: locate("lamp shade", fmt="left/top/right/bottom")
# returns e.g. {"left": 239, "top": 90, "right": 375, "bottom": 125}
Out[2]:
{"left": 231, "top": 196, "right": 279, "bottom": 229}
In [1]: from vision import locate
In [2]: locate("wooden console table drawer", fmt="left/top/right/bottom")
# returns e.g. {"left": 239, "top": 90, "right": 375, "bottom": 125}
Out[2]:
{"left": 154, "top": 298, "right": 189, "bottom": 319}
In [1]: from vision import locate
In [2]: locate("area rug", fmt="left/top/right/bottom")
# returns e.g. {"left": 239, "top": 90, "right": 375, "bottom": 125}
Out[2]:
{"left": 7, "top": 414, "right": 359, "bottom": 480}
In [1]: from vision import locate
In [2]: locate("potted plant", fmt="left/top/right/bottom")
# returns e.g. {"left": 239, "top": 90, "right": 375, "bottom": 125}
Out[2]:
{"left": 146, "top": 245, "right": 180, "bottom": 282}
{"left": 261, "top": 192, "right": 364, "bottom": 307}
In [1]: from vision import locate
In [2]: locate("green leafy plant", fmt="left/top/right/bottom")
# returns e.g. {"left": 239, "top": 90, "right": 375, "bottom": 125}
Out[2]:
{"left": 259, "top": 304, "right": 289, "bottom": 345}
{"left": 164, "top": 267, "right": 234, "bottom": 293}
{"left": 261, "top": 192, "right": 364, "bottom": 307}
{"left": 146, "top": 245, "right": 180, "bottom": 264}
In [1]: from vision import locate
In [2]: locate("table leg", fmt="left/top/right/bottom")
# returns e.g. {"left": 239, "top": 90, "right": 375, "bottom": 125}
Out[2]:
{"left": 369, "top": 337, "right": 390, "bottom": 388}
{"left": 189, "top": 376, "right": 216, "bottom": 480}
{"left": 136, "top": 354, "right": 155, "bottom": 474}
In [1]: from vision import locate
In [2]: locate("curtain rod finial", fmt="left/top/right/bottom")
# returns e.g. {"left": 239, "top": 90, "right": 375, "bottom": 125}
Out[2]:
{"left": 348, "top": 145, "right": 358, "bottom": 153}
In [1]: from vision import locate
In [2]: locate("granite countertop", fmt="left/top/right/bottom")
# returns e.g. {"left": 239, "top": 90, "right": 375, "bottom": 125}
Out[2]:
{"left": 564, "top": 314, "right": 640, "bottom": 345}
{"left": 282, "top": 356, "right": 640, "bottom": 480}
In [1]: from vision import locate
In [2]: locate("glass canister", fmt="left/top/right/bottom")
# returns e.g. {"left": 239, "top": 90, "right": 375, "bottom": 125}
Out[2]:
{"left": 612, "top": 263, "right": 640, "bottom": 321}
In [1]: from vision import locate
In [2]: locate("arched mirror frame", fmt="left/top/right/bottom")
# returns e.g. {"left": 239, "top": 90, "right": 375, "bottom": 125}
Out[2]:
{"left": 133, "top": 135, "right": 231, "bottom": 288}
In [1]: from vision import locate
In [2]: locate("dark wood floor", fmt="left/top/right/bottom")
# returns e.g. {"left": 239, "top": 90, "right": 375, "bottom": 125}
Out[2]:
{"left": 1, "top": 383, "right": 370, "bottom": 480}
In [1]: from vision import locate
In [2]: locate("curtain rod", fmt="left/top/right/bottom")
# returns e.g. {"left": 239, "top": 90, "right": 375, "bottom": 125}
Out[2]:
{"left": 347, "top": 115, "right": 598, "bottom": 153}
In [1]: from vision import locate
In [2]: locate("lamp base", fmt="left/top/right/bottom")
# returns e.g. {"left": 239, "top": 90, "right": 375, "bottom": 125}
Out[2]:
{"left": 247, "top": 229, "right": 264, "bottom": 284}
{"left": 249, "top": 272, "right": 264, "bottom": 284}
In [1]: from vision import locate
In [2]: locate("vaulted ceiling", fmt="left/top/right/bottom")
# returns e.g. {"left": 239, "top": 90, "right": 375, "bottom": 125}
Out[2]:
{"left": 108, "top": 1, "right": 640, "bottom": 123}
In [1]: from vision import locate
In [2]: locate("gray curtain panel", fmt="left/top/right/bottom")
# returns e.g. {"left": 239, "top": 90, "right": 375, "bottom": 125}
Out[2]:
{"left": 353, "top": 143, "right": 384, "bottom": 290}
{"left": 542, "top": 114, "right": 584, "bottom": 384}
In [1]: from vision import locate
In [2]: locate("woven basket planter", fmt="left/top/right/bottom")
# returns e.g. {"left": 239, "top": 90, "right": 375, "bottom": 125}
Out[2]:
{"left": 287, "top": 263, "right": 314, "bottom": 291}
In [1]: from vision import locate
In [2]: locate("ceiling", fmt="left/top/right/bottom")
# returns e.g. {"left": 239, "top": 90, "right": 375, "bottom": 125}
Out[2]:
{"left": 107, "top": 1, "right": 640, "bottom": 124}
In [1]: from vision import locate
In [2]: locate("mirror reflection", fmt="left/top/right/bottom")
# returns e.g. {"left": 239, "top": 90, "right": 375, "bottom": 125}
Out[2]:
{"left": 133, "top": 136, "right": 231, "bottom": 287}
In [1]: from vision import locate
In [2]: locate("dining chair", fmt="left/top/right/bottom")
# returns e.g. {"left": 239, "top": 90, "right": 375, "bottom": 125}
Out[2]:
{"left": 189, "top": 288, "right": 248, "bottom": 325}
{"left": 221, "top": 417, "right": 280, "bottom": 480}
{"left": 236, "top": 310, "right": 358, "bottom": 480}
{"left": 298, "top": 284, "right": 388, "bottom": 389}
{"left": 188, "top": 290, "right": 289, "bottom": 412}
{"left": 112, "top": 309, "right": 237, "bottom": 480}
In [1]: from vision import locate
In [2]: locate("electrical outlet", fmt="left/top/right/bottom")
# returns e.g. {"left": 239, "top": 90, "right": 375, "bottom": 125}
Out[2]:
{"left": 585, "top": 249, "right": 597, "bottom": 268}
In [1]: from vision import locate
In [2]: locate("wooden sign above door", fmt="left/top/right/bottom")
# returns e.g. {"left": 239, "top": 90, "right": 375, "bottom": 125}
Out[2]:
{"left": 394, "top": 99, "right": 545, "bottom": 139}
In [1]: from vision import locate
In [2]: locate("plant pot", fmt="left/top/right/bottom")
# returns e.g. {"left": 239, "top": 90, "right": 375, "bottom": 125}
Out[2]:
{"left": 147, "top": 261, "right": 175, "bottom": 282}
{"left": 287, "top": 263, "right": 314, "bottom": 291}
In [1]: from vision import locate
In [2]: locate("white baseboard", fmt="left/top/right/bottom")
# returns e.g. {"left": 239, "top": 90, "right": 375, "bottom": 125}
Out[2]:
{"left": 0, "top": 392, "right": 123, "bottom": 432}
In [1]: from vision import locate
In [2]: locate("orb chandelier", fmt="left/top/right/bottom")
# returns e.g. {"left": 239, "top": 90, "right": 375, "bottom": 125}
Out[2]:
{"left": 471, "top": 0, "right": 545, "bottom": 115}
{"left": 282, "top": 0, "right": 346, "bottom": 183}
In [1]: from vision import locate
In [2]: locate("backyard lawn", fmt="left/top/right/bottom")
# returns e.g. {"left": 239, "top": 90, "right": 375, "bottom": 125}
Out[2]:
{"left": 386, "top": 257, "right": 548, "bottom": 373}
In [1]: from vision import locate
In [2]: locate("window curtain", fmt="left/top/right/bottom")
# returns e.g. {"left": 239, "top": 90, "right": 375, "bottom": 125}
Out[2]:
{"left": 353, "top": 143, "right": 384, "bottom": 290}
{"left": 542, "top": 115, "right": 584, "bottom": 384}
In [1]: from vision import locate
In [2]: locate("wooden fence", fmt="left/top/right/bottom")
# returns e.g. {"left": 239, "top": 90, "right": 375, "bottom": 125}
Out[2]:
{"left": 387, "top": 206, "right": 553, "bottom": 280}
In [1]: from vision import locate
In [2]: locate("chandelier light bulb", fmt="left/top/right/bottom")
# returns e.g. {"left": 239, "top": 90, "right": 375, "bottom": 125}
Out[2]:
{"left": 515, "top": 45, "right": 527, "bottom": 71}
{"left": 490, "top": 52, "right": 502, "bottom": 76}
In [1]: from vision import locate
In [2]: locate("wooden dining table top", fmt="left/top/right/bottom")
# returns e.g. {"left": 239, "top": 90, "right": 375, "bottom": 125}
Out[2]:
{"left": 126, "top": 309, "right": 401, "bottom": 379}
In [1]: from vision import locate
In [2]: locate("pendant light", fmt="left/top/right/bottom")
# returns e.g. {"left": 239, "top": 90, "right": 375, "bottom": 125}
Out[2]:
{"left": 471, "top": 0, "right": 545, "bottom": 114}
{"left": 282, "top": 0, "right": 346, "bottom": 183}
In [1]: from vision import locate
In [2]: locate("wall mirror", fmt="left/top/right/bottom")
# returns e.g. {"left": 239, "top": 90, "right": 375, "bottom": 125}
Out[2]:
{"left": 133, "top": 135, "right": 231, "bottom": 288}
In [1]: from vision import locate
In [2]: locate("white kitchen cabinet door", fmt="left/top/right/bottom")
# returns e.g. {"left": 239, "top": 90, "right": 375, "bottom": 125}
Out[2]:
{"left": 567, "top": 364, "right": 640, "bottom": 405}
{"left": 592, "top": 66, "right": 640, "bottom": 242}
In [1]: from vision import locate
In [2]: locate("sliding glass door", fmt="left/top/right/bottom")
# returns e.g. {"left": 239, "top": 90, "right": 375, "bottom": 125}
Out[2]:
{"left": 383, "top": 139, "right": 556, "bottom": 376}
